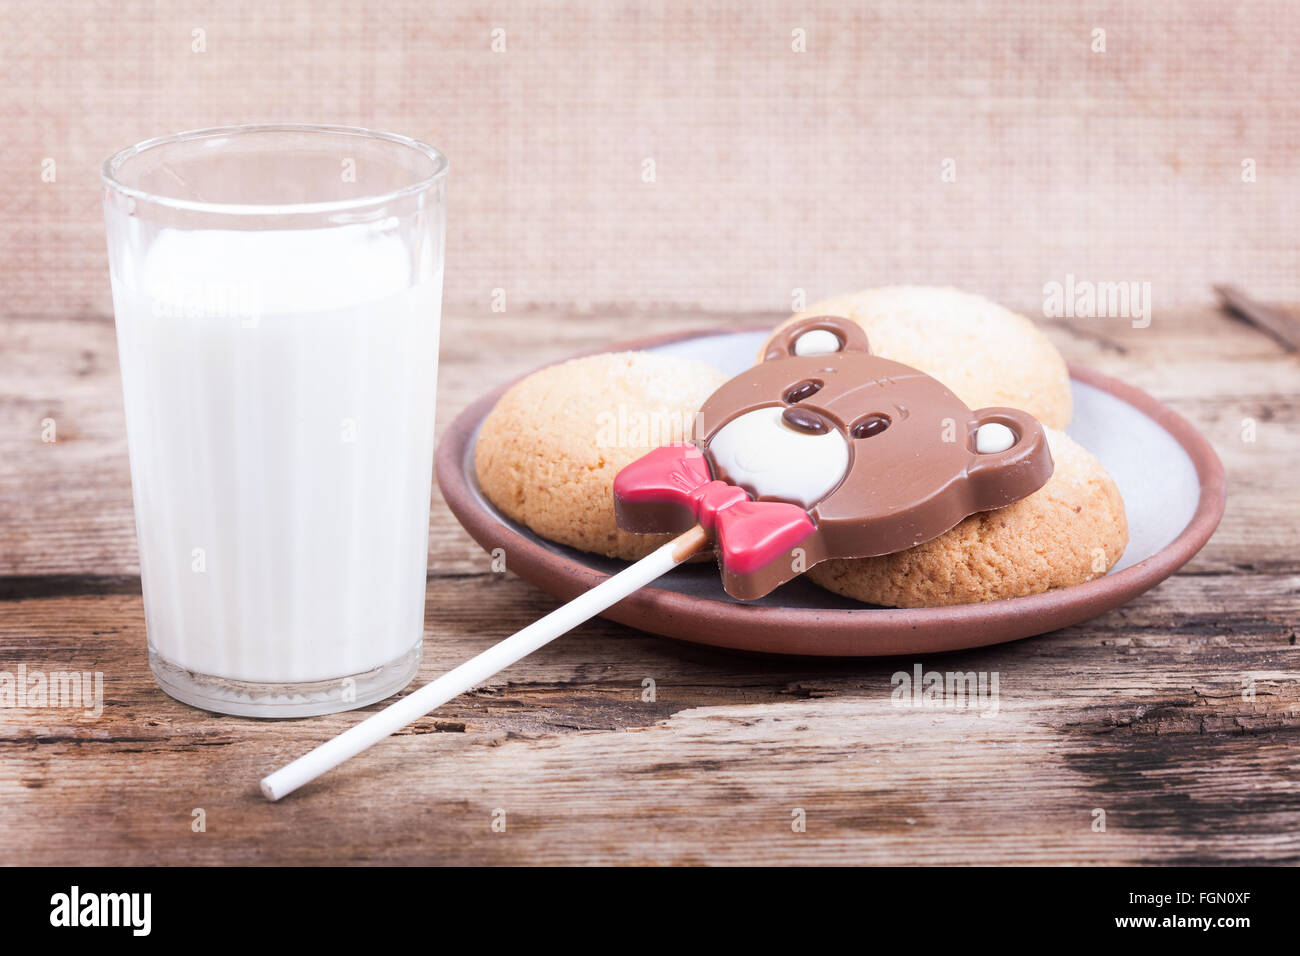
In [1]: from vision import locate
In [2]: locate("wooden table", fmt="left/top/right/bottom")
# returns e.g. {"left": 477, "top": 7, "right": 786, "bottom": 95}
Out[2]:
{"left": 2, "top": 306, "right": 1297, "bottom": 865}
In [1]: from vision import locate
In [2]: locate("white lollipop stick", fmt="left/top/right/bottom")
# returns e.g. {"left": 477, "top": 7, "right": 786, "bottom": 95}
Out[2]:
{"left": 260, "top": 525, "right": 710, "bottom": 801}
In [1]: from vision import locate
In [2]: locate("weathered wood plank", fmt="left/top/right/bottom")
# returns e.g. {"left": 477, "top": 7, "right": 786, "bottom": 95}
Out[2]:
{"left": 2, "top": 308, "right": 1298, "bottom": 578}
{"left": 0, "top": 576, "right": 1296, "bottom": 866}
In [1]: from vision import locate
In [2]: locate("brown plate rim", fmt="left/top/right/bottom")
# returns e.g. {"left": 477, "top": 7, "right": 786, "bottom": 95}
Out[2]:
{"left": 434, "top": 327, "right": 1227, "bottom": 657}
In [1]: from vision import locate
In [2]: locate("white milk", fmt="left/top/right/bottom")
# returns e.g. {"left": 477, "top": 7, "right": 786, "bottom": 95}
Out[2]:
{"left": 111, "top": 225, "right": 441, "bottom": 687}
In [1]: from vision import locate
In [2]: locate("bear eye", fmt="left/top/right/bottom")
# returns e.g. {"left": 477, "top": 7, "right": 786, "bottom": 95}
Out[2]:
{"left": 850, "top": 413, "right": 891, "bottom": 439}
{"left": 783, "top": 380, "right": 823, "bottom": 404}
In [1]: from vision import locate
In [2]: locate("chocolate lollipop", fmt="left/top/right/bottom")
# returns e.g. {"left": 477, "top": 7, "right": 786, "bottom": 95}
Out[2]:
{"left": 261, "top": 315, "right": 1053, "bottom": 799}
{"left": 615, "top": 314, "right": 1054, "bottom": 598}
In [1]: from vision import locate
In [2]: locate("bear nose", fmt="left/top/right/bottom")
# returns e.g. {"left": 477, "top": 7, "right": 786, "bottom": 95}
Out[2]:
{"left": 780, "top": 405, "right": 832, "bottom": 435}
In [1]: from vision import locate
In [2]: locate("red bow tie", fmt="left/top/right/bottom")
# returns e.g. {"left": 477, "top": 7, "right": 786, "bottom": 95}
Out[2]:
{"left": 613, "top": 444, "right": 815, "bottom": 576}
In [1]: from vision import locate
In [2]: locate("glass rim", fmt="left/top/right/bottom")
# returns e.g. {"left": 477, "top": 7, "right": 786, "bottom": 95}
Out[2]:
{"left": 101, "top": 123, "right": 449, "bottom": 216}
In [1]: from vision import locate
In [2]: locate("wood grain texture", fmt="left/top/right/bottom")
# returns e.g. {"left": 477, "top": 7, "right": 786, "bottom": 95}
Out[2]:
{"left": 2, "top": 0, "right": 1298, "bottom": 317}
{"left": 1, "top": 304, "right": 1297, "bottom": 865}
{"left": 4, "top": 306, "right": 1297, "bottom": 576}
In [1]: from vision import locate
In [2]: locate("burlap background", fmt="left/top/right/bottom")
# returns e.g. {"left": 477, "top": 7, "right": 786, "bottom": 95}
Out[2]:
{"left": 2, "top": 0, "right": 1296, "bottom": 318}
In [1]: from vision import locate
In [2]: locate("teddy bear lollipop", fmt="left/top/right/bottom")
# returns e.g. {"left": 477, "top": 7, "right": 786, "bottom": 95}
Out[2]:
{"left": 261, "top": 315, "right": 1053, "bottom": 799}
{"left": 615, "top": 314, "right": 1054, "bottom": 598}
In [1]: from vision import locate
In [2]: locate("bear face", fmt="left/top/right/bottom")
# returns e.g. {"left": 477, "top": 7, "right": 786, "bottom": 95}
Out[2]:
{"left": 614, "top": 315, "right": 1054, "bottom": 599}
{"left": 695, "top": 315, "right": 1053, "bottom": 563}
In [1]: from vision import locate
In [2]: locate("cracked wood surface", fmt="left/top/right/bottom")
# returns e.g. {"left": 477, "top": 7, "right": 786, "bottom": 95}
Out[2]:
{"left": 1, "top": 307, "right": 1297, "bottom": 865}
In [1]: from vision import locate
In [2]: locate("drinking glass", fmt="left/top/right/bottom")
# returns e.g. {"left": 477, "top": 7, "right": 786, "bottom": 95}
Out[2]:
{"left": 102, "top": 125, "right": 448, "bottom": 716}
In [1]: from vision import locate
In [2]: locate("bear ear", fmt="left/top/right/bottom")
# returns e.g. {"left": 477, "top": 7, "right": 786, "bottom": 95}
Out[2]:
{"left": 965, "top": 408, "right": 1055, "bottom": 510}
{"left": 762, "top": 315, "right": 871, "bottom": 363}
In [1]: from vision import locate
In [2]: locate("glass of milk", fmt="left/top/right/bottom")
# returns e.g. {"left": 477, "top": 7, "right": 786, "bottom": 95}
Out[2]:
{"left": 102, "top": 125, "right": 447, "bottom": 717}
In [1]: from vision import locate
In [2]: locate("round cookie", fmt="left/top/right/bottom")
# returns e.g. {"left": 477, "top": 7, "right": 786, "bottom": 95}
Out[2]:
{"left": 475, "top": 351, "right": 729, "bottom": 560}
{"left": 761, "top": 287, "right": 1073, "bottom": 429}
{"left": 806, "top": 428, "right": 1127, "bottom": 607}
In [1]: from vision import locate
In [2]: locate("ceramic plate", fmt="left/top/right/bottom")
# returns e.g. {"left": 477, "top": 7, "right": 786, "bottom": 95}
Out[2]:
{"left": 435, "top": 329, "right": 1225, "bottom": 656}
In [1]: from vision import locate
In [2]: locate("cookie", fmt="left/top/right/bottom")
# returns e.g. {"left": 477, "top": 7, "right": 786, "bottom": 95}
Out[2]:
{"left": 761, "top": 287, "right": 1073, "bottom": 429}
{"left": 475, "top": 351, "right": 729, "bottom": 560}
{"left": 806, "top": 428, "right": 1128, "bottom": 607}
